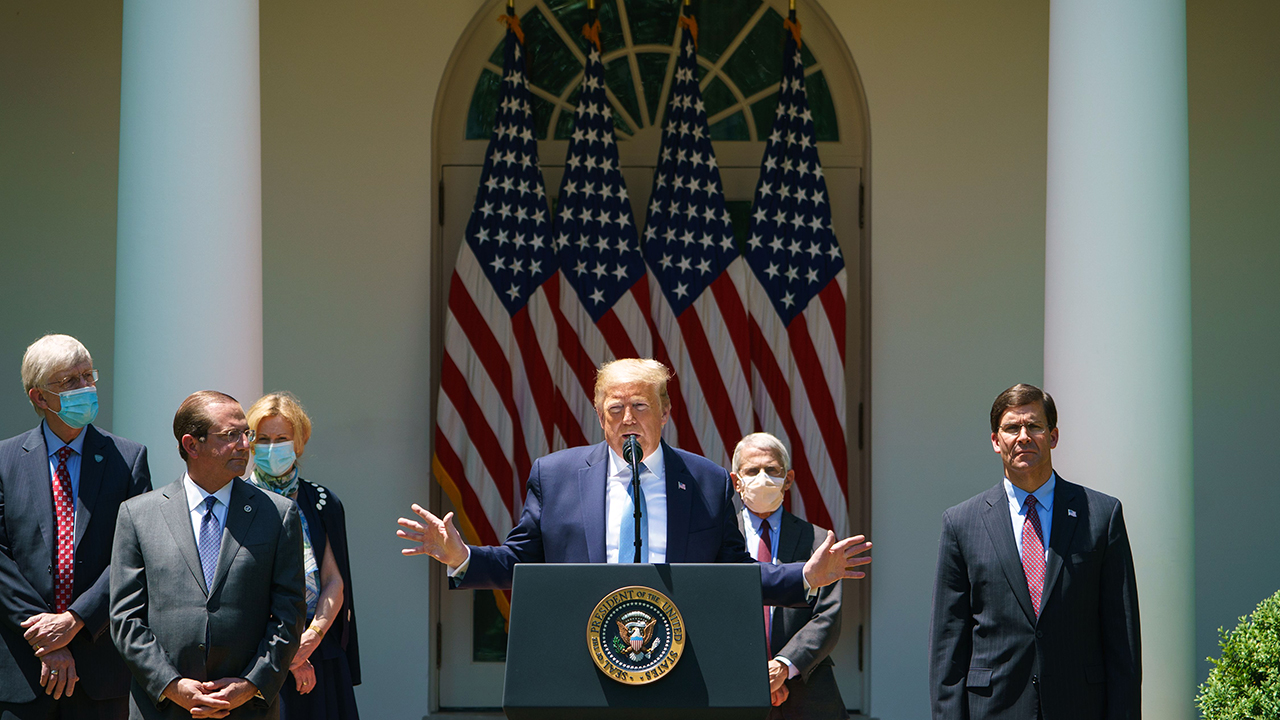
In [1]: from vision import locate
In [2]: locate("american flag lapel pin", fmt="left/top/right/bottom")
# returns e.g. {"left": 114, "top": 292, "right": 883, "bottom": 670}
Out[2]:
{"left": 1067, "top": 509, "right": 1077, "bottom": 518}
{"left": 678, "top": 482, "right": 686, "bottom": 490}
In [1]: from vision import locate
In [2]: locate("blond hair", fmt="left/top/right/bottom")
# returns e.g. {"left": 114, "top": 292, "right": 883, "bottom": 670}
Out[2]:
{"left": 593, "top": 358, "right": 672, "bottom": 411}
{"left": 246, "top": 391, "right": 314, "bottom": 456}
{"left": 21, "top": 334, "right": 92, "bottom": 416}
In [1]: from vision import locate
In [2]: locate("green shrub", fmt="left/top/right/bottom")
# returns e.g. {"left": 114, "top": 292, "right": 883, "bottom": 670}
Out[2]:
{"left": 1197, "top": 589, "right": 1280, "bottom": 719}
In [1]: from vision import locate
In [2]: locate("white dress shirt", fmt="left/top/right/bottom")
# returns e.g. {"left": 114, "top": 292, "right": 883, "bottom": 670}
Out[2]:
{"left": 1003, "top": 471, "right": 1056, "bottom": 563}
{"left": 184, "top": 474, "right": 233, "bottom": 548}
{"left": 604, "top": 444, "right": 667, "bottom": 564}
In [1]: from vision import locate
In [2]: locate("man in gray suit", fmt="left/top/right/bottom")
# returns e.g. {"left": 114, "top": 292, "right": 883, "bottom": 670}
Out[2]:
{"left": 1, "top": 335, "right": 151, "bottom": 720}
{"left": 732, "top": 433, "right": 846, "bottom": 720}
{"left": 929, "top": 384, "right": 1141, "bottom": 719}
{"left": 110, "top": 391, "right": 304, "bottom": 720}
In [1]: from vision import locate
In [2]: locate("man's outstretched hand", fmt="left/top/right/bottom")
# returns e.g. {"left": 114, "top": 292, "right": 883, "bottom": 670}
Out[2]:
{"left": 802, "top": 531, "right": 872, "bottom": 589}
{"left": 397, "top": 504, "right": 469, "bottom": 568}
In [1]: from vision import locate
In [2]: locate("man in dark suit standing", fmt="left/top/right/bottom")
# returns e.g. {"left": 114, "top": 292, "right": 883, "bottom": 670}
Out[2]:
{"left": 731, "top": 432, "right": 846, "bottom": 720}
{"left": 398, "top": 358, "right": 872, "bottom": 607}
{"left": 929, "top": 384, "right": 1141, "bottom": 720}
{"left": 109, "top": 391, "right": 304, "bottom": 720}
{"left": 0, "top": 334, "right": 151, "bottom": 720}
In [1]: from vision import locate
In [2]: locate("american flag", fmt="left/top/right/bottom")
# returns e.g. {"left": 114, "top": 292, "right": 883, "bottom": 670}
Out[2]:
{"left": 743, "top": 20, "right": 848, "bottom": 535}
{"left": 551, "top": 30, "right": 652, "bottom": 443}
{"left": 433, "top": 17, "right": 582, "bottom": 593}
{"left": 641, "top": 15, "right": 751, "bottom": 467}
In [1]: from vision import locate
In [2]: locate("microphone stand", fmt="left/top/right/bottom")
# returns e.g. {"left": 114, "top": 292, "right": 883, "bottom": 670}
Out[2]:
{"left": 623, "top": 435, "right": 643, "bottom": 563}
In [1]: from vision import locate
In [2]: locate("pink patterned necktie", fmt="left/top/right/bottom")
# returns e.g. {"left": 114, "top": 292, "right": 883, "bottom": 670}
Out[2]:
{"left": 1021, "top": 495, "right": 1046, "bottom": 618}
{"left": 759, "top": 518, "right": 773, "bottom": 654}
{"left": 52, "top": 447, "right": 75, "bottom": 613}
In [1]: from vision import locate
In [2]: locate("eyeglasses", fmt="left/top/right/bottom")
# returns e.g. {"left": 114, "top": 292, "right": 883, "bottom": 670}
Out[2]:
{"left": 999, "top": 422, "right": 1049, "bottom": 438}
{"left": 200, "top": 429, "right": 256, "bottom": 445}
{"left": 45, "top": 369, "right": 98, "bottom": 392}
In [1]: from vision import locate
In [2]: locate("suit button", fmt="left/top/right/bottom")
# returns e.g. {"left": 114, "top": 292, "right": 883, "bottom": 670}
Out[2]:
{"left": 198, "top": 643, "right": 206, "bottom": 652}
{"left": 1032, "top": 674, "right": 1039, "bottom": 685}
{"left": 1035, "top": 630, "right": 1044, "bottom": 638}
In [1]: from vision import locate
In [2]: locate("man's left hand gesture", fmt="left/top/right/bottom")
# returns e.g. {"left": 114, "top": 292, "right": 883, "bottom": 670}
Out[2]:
{"left": 802, "top": 531, "right": 872, "bottom": 589}
{"left": 22, "top": 612, "right": 83, "bottom": 656}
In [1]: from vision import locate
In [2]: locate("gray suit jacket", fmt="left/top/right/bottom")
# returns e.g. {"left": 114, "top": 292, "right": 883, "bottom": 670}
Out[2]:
{"left": 929, "top": 476, "right": 1141, "bottom": 720}
{"left": 737, "top": 505, "right": 847, "bottom": 720}
{"left": 109, "top": 477, "right": 305, "bottom": 720}
{"left": 0, "top": 424, "right": 151, "bottom": 703}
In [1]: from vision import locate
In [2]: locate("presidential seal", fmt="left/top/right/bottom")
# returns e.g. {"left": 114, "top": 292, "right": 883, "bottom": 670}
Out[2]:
{"left": 586, "top": 586, "right": 686, "bottom": 685}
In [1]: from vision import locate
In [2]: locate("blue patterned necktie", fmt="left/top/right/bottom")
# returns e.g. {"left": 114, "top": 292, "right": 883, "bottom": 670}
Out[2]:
{"left": 198, "top": 495, "right": 221, "bottom": 590}
{"left": 618, "top": 463, "right": 649, "bottom": 563}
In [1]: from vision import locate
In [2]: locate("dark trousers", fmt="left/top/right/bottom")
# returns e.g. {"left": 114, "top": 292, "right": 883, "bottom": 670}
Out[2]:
{"left": 0, "top": 694, "right": 127, "bottom": 720}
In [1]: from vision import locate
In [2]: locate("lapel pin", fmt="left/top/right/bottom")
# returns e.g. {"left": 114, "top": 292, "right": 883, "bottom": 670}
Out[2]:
{"left": 94, "top": 454, "right": 103, "bottom": 462}
{"left": 1067, "top": 509, "right": 1077, "bottom": 518}
{"left": 244, "top": 505, "right": 252, "bottom": 512}
{"left": 678, "top": 482, "right": 686, "bottom": 490}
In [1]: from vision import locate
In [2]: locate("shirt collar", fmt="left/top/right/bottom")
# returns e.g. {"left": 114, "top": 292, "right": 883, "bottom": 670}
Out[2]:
{"left": 184, "top": 473, "right": 235, "bottom": 513}
{"left": 42, "top": 420, "right": 86, "bottom": 458}
{"left": 607, "top": 442, "right": 665, "bottom": 483}
{"left": 1004, "top": 471, "right": 1057, "bottom": 513}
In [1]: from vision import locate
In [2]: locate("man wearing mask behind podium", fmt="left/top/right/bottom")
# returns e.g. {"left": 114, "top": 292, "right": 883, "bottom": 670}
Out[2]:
{"left": 398, "top": 358, "right": 872, "bottom": 608}
{"left": 732, "top": 432, "right": 846, "bottom": 719}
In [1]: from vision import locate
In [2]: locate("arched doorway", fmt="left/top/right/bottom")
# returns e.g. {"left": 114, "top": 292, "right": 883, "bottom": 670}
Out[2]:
{"left": 428, "top": 0, "right": 871, "bottom": 712}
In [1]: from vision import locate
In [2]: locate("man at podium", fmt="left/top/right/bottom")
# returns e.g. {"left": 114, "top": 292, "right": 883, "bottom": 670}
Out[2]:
{"left": 397, "top": 358, "right": 870, "bottom": 608}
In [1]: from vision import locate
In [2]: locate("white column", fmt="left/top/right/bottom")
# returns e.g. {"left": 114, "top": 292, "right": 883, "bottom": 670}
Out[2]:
{"left": 1045, "top": 1, "right": 1192, "bottom": 717}
{"left": 113, "top": 0, "right": 263, "bottom": 482}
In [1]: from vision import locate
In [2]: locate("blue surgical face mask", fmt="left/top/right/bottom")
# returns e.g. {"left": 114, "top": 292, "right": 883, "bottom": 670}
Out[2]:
{"left": 50, "top": 386, "right": 99, "bottom": 429}
{"left": 254, "top": 441, "right": 296, "bottom": 478}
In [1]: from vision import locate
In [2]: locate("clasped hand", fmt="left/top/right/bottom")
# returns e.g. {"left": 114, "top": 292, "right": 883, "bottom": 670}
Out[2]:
{"left": 164, "top": 677, "right": 257, "bottom": 719}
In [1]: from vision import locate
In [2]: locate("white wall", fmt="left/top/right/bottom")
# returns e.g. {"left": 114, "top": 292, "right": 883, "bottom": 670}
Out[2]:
{"left": 829, "top": 2, "right": 1050, "bottom": 716}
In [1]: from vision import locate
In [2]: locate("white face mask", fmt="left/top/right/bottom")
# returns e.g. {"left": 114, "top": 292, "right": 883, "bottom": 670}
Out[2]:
{"left": 738, "top": 470, "right": 787, "bottom": 514}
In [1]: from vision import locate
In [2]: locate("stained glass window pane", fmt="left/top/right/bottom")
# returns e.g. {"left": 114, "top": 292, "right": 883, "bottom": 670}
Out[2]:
{"left": 637, "top": 52, "right": 671, "bottom": 124}
{"left": 806, "top": 70, "right": 839, "bottom": 142}
{"left": 466, "top": 69, "right": 502, "bottom": 140}
{"left": 523, "top": 8, "right": 582, "bottom": 96}
{"left": 694, "top": 0, "right": 761, "bottom": 62}
{"left": 702, "top": 76, "right": 738, "bottom": 119}
{"left": 719, "top": 8, "right": 787, "bottom": 99}
{"left": 750, "top": 91, "right": 779, "bottom": 141}
{"left": 612, "top": 104, "right": 634, "bottom": 135}
{"left": 626, "top": 0, "right": 681, "bottom": 46}
{"left": 555, "top": 83, "right": 583, "bottom": 140}
{"left": 531, "top": 94, "right": 556, "bottom": 140}
{"left": 604, "top": 58, "right": 643, "bottom": 130}
{"left": 709, "top": 111, "right": 749, "bottom": 141}
{"left": 488, "top": 40, "right": 504, "bottom": 67}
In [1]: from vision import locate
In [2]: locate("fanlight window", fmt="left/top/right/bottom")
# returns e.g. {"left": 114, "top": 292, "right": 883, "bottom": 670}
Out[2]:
{"left": 464, "top": 0, "right": 839, "bottom": 143}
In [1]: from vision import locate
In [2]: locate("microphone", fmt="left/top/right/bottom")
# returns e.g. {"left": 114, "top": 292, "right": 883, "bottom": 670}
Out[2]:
{"left": 622, "top": 434, "right": 641, "bottom": 465}
{"left": 622, "top": 434, "right": 643, "bottom": 563}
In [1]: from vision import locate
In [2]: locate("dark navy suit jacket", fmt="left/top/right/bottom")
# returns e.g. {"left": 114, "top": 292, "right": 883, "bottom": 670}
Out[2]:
{"left": 456, "top": 440, "right": 810, "bottom": 608}
{"left": 0, "top": 423, "right": 151, "bottom": 703}
{"left": 929, "top": 476, "right": 1141, "bottom": 720}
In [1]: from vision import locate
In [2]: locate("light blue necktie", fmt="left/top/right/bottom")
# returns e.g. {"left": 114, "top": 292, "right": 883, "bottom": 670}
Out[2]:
{"left": 198, "top": 496, "right": 221, "bottom": 590}
{"left": 618, "top": 463, "right": 649, "bottom": 563}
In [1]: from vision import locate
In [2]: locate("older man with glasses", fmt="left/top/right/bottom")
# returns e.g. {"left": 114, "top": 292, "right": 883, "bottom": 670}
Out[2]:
{"left": 0, "top": 334, "right": 152, "bottom": 720}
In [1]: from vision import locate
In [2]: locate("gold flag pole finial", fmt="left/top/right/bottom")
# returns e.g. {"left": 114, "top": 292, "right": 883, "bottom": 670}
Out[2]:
{"left": 588, "top": 0, "right": 596, "bottom": 9}
{"left": 507, "top": 0, "right": 514, "bottom": 12}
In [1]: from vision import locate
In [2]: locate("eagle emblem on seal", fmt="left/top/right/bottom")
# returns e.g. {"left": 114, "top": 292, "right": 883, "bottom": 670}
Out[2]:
{"left": 616, "top": 612, "right": 660, "bottom": 661}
